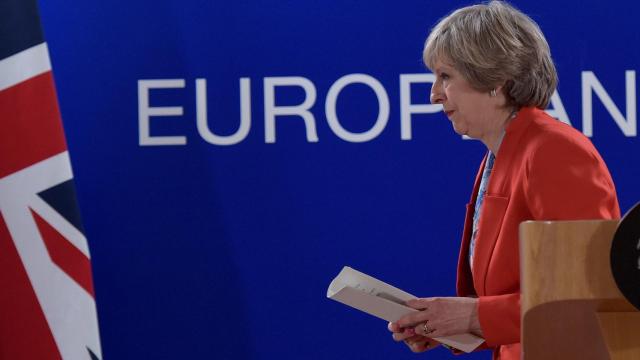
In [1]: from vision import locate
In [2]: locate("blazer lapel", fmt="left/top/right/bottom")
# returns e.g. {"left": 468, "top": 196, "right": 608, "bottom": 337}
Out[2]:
{"left": 487, "top": 107, "right": 536, "bottom": 195}
{"left": 469, "top": 108, "right": 536, "bottom": 295}
{"left": 456, "top": 154, "right": 486, "bottom": 296}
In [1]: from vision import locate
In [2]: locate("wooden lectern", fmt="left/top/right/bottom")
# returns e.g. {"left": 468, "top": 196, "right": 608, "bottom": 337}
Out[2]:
{"left": 520, "top": 220, "right": 640, "bottom": 360}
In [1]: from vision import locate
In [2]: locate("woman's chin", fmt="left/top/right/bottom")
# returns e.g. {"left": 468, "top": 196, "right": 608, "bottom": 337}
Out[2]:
{"left": 451, "top": 125, "right": 468, "bottom": 136}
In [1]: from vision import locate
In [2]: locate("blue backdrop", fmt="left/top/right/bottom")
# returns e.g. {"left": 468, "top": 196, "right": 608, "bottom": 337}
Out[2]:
{"left": 37, "top": 1, "right": 639, "bottom": 359}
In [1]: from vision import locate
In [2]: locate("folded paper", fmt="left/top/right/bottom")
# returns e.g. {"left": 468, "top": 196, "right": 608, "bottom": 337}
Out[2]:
{"left": 327, "top": 266, "right": 484, "bottom": 353}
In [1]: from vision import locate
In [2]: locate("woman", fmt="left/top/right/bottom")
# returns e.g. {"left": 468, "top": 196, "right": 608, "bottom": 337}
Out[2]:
{"left": 388, "top": 1, "right": 620, "bottom": 359}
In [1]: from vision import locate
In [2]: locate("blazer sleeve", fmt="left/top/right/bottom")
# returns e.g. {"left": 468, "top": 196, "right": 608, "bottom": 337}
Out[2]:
{"left": 478, "top": 293, "right": 520, "bottom": 346}
{"left": 523, "top": 134, "right": 620, "bottom": 220}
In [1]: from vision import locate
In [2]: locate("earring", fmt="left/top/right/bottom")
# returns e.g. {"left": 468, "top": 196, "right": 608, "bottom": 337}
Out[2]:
{"left": 490, "top": 89, "right": 497, "bottom": 97}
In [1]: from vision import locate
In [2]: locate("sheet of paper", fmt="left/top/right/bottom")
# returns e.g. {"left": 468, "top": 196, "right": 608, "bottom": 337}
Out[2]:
{"left": 327, "top": 266, "right": 485, "bottom": 353}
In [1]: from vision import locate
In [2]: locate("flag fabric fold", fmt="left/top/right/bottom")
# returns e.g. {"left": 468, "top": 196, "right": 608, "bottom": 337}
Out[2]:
{"left": 0, "top": 0, "right": 102, "bottom": 359}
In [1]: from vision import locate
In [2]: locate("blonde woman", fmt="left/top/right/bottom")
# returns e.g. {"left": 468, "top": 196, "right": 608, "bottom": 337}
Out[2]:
{"left": 388, "top": 2, "right": 620, "bottom": 359}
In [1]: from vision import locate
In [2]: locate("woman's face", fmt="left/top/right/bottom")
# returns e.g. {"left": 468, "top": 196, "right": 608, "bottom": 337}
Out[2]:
{"left": 430, "top": 59, "right": 499, "bottom": 139}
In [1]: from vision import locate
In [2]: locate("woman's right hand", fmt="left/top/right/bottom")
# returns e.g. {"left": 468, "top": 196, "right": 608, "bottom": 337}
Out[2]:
{"left": 388, "top": 322, "right": 440, "bottom": 353}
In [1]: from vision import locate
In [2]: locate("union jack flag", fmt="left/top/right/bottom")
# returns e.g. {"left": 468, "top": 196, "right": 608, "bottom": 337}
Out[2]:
{"left": 0, "top": 0, "right": 102, "bottom": 359}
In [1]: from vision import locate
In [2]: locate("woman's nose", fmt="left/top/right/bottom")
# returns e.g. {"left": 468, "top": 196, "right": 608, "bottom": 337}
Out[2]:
{"left": 430, "top": 81, "right": 445, "bottom": 104}
{"left": 430, "top": 91, "right": 445, "bottom": 104}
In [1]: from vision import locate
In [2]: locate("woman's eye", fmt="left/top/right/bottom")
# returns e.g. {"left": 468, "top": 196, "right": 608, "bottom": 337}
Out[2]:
{"left": 440, "top": 73, "right": 450, "bottom": 80}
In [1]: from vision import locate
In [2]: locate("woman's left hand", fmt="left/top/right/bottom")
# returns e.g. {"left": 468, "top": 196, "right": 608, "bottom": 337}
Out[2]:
{"left": 391, "top": 297, "right": 483, "bottom": 338}
{"left": 387, "top": 322, "right": 441, "bottom": 353}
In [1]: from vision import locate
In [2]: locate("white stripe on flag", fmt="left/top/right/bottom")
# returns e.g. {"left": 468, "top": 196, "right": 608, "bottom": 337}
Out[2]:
{"left": 0, "top": 42, "right": 52, "bottom": 92}
{"left": 0, "top": 151, "right": 102, "bottom": 359}
{"left": 0, "top": 151, "right": 91, "bottom": 257}
{"left": 30, "top": 193, "right": 92, "bottom": 258}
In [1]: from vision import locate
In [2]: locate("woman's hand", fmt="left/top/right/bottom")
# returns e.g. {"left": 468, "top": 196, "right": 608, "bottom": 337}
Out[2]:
{"left": 387, "top": 322, "right": 440, "bottom": 353}
{"left": 392, "top": 297, "right": 483, "bottom": 339}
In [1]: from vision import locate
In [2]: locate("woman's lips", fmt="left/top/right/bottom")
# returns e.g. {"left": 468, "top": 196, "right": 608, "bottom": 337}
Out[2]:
{"left": 445, "top": 110, "right": 455, "bottom": 117}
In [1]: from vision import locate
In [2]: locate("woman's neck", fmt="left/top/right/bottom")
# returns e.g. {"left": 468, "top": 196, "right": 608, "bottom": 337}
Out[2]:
{"left": 482, "top": 109, "right": 517, "bottom": 155}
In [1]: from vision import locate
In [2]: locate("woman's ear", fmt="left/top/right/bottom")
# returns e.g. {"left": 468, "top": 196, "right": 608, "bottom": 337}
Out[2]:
{"left": 494, "top": 82, "right": 508, "bottom": 95}
{"left": 490, "top": 82, "right": 508, "bottom": 97}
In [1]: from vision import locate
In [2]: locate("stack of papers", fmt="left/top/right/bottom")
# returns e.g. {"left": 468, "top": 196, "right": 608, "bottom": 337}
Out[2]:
{"left": 327, "top": 266, "right": 484, "bottom": 353}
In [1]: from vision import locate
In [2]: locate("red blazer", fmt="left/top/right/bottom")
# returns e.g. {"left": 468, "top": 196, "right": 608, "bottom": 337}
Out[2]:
{"left": 456, "top": 107, "right": 620, "bottom": 360}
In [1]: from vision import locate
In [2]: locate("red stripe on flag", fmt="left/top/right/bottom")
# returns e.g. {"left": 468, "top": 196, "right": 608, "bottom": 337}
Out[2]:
{"left": 31, "top": 209, "right": 95, "bottom": 297}
{"left": 0, "top": 71, "right": 67, "bottom": 179}
{"left": 0, "top": 214, "right": 62, "bottom": 360}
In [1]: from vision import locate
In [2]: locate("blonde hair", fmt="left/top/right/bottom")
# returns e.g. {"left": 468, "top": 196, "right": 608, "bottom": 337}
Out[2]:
{"left": 423, "top": 1, "right": 557, "bottom": 109}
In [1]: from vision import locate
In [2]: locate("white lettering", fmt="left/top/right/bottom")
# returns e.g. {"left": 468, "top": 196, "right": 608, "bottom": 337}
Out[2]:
{"left": 545, "top": 90, "right": 571, "bottom": 126}
{"left": 137, "top": 71, "right": 640, "bottom": 147}
{"left": 264, "top": 77, "right": 318, "bottom": 143}
{"left": 325, "top": 74, "right": 389, "bottom": 142}
{"left": 399, "top": 74, "right": 443, "bottom": 140}
{"left": 138, "top": 79, "right": 186, "bottom": 146}
{"left": 196, "top": 78, "right": 251, "bottom": 146}
{"left": 582, "top": 70, "right": 636, "bottom": 137}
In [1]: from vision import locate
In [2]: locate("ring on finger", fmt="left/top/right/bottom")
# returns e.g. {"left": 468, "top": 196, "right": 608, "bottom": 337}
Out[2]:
{"left": 422, "top": 321, "right": 435, "bottom": 335}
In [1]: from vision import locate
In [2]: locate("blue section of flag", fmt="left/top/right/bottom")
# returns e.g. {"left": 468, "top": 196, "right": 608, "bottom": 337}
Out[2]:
{"left": 0, "top": 0, "right": 43, "bottom": 61}
{"left": 38, "top": 179, "right": 86, "bottom": 236}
